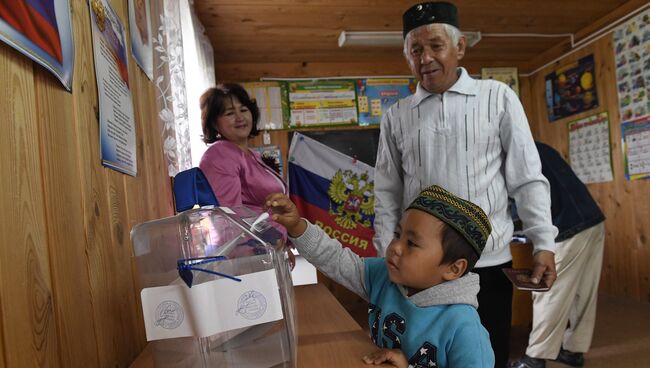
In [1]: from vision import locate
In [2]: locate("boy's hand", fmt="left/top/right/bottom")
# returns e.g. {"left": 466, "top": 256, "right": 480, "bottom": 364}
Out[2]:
{"left": 264, "top": 193, "right": 307, "bottom": 238}
{"left": 362, "top": 348, "right": 408, "bottom": 368}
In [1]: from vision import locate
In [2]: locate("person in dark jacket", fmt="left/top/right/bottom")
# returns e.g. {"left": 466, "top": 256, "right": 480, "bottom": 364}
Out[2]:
{"left": 509, "top": 142, "right": 606, "bottom": 368}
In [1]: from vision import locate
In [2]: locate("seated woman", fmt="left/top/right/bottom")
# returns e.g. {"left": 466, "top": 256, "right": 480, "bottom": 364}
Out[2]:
{"left": 199, "top": 83, "right": 293, "bottom": 264}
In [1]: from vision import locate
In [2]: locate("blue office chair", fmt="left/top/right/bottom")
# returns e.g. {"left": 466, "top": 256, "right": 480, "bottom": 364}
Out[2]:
{"left": 172, "top": 167, "right": 219, "bottom": 213}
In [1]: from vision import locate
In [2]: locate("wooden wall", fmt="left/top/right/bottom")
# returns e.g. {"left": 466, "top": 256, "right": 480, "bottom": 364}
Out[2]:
{"left": 0, "top": 0, "right": 173, "bottom": 367}
{"left": 521, "top": 34, "right": 650, "bottom": 303}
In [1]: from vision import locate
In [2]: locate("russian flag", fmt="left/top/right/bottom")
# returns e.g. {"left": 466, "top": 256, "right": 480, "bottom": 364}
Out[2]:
{"left": 288, "top": 133, "right": 377, "bottom": 257}
{"left": 0, "top": 0, "right": 62, "bottom": 63}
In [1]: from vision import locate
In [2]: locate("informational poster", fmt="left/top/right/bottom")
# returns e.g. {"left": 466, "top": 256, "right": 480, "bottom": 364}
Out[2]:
{"left": 356, "top": 78, "right": 416, "bottom": 125}
{"left": 242, "top": 82, "right": 289, "bottom": 130}
{"left": 288, "top": 80, "right": 357, "bottom": 127}
{"left": 621, "top": 117, "right": 650, "bottom": 181}
{"left": 568, "top": 112, "right": 613, "bottom": 184}
{"left": 0, "top": 0, "right": 74, "bottom": 90}
{"left": 89, "top": 0, "right": 137, "bottom": 176}
{"left": 612, "top": 8, "right": 650, "bottom": 124}
{"left": 481, "top": 67, "right": 520, "bottom": 96}
{"left": 252, "top": 144, "right": 284, "bottom": 177}
{"left": 545, "top": 55, "right": 599, "bottom": 122}
{"left": 128, "top": 0, "right": 152, "bottom": 80}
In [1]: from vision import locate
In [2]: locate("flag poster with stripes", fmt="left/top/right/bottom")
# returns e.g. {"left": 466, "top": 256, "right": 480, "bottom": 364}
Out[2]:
{"left": 0, "top": 0, "right": 74, "bottom": 90}
{"left": 288, "top": 133, "right": 377, "bottom": 257}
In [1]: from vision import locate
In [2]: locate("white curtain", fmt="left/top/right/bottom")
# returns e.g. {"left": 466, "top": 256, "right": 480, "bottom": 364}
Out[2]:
{"left": 152, "top": 0, "right": 214, "bottom": 176}
{"left": 181, "top": 0, "right": 215, "bottom": 168}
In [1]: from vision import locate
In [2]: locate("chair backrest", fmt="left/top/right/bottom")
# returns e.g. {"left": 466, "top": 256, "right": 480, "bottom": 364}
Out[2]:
{"left": 173, "top": 167, "right": 219, "bottom": 213}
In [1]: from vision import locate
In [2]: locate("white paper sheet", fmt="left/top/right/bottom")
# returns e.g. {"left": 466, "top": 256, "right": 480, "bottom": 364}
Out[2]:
{"left": 141, "top": 269, "right": 283, "bottom": 341}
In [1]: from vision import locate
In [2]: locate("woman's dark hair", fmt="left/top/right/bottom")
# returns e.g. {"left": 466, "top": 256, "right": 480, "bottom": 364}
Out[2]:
{"left": 439, "top": 224, "right": 480, "bottom": 275}
{"left": 200, "top": 83, "right": 260, "bottom": 144}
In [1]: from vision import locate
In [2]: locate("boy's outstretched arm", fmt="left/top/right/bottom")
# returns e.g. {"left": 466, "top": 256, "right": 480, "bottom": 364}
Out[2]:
{"left": 265, "top": 193, "right": 306, "bottom": 237}
{"left": 264, "top": 193, "right": 369, "bottom": 301}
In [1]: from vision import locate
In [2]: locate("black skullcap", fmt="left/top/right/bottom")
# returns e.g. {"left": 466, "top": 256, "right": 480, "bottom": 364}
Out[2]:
{"left": 407, "top": 185, "right": 491, "bottom": 256}
{"left": 403, "top": 2, "right": 459, "bottom": 38}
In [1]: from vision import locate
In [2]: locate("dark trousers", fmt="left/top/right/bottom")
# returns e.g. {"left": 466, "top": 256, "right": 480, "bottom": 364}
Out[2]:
{"left": 475, "top": 261, "right": 514, "bottom": 368}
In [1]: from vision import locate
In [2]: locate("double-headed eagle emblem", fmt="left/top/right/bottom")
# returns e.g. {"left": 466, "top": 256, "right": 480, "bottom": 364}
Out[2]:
{"left": 328, "top": 169, "right": 374, "bottom": 229}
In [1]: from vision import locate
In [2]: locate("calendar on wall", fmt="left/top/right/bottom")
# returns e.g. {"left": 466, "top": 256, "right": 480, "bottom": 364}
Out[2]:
{"left": 568, "top": 112, "right": 613, "bottom": 184}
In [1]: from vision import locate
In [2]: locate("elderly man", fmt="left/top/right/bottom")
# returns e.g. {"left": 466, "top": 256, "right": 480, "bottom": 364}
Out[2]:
{"left": 373, "top": 2, "right": 558, "bottom": 367}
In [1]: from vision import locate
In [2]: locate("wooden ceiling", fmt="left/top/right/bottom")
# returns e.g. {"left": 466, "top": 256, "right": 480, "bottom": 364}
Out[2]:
{"left": 194, "top": 0, "right": 647, "bottom": 79}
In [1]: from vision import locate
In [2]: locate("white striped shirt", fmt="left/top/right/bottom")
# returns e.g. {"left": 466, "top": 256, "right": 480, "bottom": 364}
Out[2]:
{"left": 374, "top": 68, "right": 557, "bottom": 267}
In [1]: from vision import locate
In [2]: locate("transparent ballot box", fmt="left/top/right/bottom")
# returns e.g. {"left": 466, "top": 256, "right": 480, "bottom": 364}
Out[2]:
{"left": 131, "top": 206, "right": 297, "bottom": 367}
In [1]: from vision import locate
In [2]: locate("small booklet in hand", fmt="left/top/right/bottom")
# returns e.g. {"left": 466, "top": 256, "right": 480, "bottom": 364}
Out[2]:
{"left": 502, "top": 268, "right": 550, "bottom": 291}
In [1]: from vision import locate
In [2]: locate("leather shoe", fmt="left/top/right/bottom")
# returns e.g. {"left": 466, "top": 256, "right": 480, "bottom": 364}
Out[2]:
{"left": 508, "top": 355, "right": 546, "bottom": 368}
{"left": 555, "top": 348, "right": 584, "bottom": 367}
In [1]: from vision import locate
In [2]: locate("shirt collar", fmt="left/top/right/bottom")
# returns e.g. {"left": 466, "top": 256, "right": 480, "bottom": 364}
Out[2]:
{"left": 410, "top": 67, "right": 477, "bottom": 108}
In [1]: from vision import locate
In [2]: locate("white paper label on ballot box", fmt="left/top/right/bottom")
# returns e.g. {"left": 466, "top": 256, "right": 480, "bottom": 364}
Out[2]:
{"left": 141, "top": 269, "right": 283, "bottom": 341}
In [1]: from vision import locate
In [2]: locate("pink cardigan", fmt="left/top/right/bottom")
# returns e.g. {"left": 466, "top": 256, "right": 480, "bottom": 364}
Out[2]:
{"left": 199, "top": 140, "right": 287, "bottom": 238}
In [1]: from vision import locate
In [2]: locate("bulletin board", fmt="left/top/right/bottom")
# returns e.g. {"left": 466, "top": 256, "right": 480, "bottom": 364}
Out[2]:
{"left": 287, "top": 80, "right": 358, "bottom": 127}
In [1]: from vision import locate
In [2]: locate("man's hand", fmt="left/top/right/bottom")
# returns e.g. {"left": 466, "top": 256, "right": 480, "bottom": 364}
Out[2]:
{"left": 264, "top": 193, "right": 306, "bottom": 238}
{"left": 531, "top": 250, "right": 556, "bottom": 289}
{"left": 362, "top": 348, "right": 408, "bottom": 368}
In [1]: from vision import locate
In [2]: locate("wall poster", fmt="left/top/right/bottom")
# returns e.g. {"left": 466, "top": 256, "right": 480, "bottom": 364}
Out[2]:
{"left": 621, "top": 117, "right": 650, "bottom": 181}
{"left": 356, "top": 78, "right": 416, "bottom": 125}
{"left": 242, "top": 81, "right": 290, "bottom": 130}
{"left": 252, "top": 144, "right": 284, "bottom": 177}
{"left": 545, "top": 55, "right": 599, "bottom": 122}
{"left": 288, "top": 80, "right": 357, "bottom": 127}
{"left": 128, "top": 0, "right": 152, "bottom": 80}
{"left": 89, "top": 0, "right": 137, "bottom": 176}
{"left": 612, "top": 8, "right": 650, "bottom": 124}
{"left": 0, "top": 0, "right": 74, "bottom": 90}
{"left": 568, "top": 112, "right": 613, "bottom": 184}
{"left": 481, "top": 67, "right": 520, "bottom": 96}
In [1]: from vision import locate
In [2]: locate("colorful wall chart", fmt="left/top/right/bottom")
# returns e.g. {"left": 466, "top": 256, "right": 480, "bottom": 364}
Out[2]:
{"left": 621, "top": 117, "right": 650, "bottom": 181}
{"left": 568, "top": 112, "right": 613, "bottom": 184}
{"left": 545, "top": 55, "right": 599, "bottom": 122}
{"left": 356, "top": 78, "right": 416, "bottom": 125}
{"left": 612, "top": 8, "right": 650, "bottom": 124}
{"left": 288, "top": 80, "right": 357, "bottom": 127}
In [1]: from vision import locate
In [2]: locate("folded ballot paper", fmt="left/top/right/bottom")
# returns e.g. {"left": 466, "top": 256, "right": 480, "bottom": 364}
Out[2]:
{"left": 131, "top": 206, "right": 297, "bottom": 368}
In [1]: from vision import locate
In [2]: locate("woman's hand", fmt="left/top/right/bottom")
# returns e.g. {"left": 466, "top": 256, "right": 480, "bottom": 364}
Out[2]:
{"left": 362, "top": 348, "right": 408, "bottom": 368}
{"left": 264, "top": 193, "right": 306, "bottom": 238}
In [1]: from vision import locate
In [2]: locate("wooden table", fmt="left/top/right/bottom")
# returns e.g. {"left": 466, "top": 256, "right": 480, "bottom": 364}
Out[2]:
{"left": 130, "top": 283, "right": 388, "bottom": 367}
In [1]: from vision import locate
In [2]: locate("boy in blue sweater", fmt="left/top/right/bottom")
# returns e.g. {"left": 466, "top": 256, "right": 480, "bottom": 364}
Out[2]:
{"left": 266, "top": 185, "right": 494, "bottom": 368}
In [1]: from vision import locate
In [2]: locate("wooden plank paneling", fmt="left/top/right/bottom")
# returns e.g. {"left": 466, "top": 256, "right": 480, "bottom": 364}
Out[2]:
{"left": 198, "top": 0, "right": 632, "bottom": 72}
{"left": 34, "top": 65, "right": 100, "bottom": 367}
{"left": 0, "top": 42, "right": 60, "bottom": 367}
{"left": 0, "top": 0, "right": 172, "bottom": 366}
{"left": 522, "top": 33, "right": 650, "bottom": 302}
{"left": 215, "top": 59, "right": 499, "bottom": 82}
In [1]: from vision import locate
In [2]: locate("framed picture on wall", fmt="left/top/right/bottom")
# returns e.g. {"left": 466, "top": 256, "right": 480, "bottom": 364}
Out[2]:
{"left": 481, "top": 67, "right": 519, "bottom": 96}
